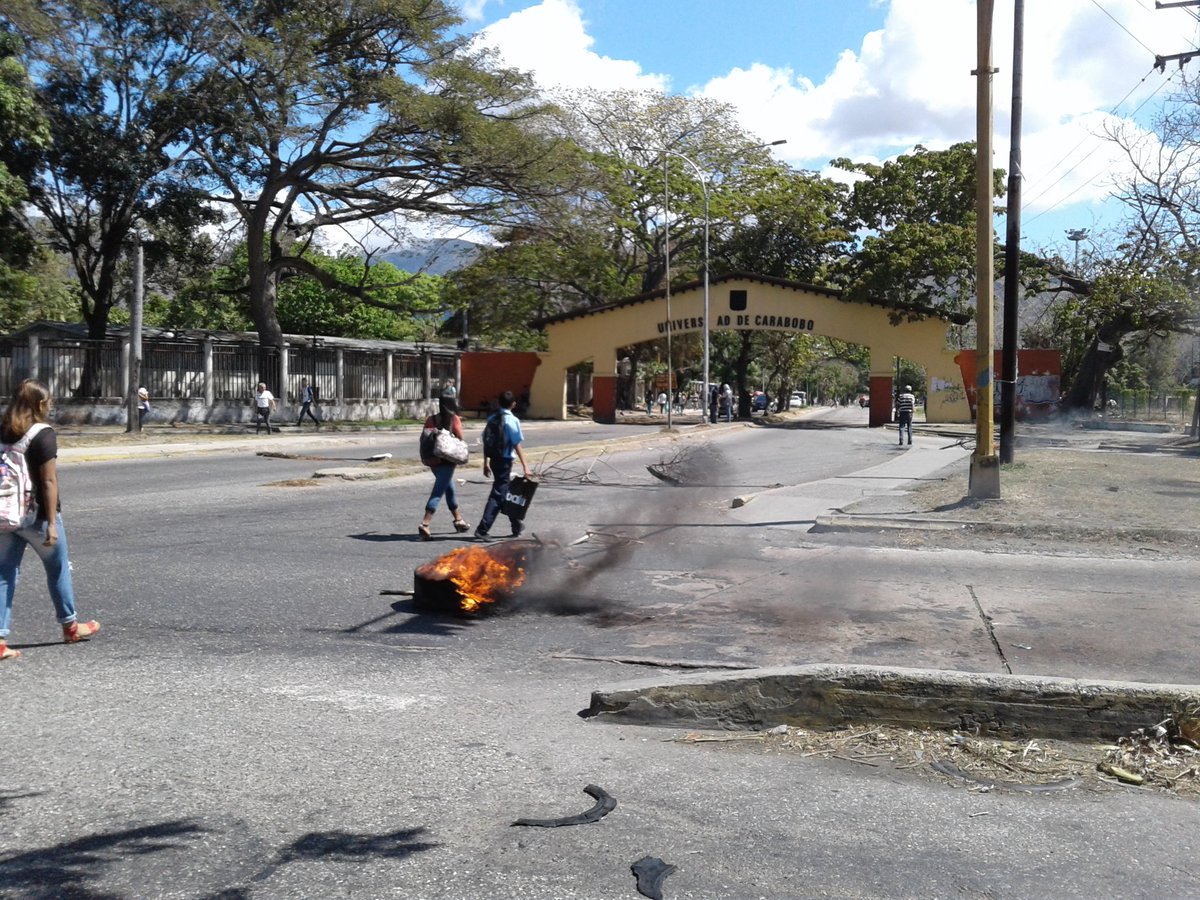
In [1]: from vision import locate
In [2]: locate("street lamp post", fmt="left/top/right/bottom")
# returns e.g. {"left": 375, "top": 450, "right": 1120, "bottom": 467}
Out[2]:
{"left": 1066, "top": 228, "right": 1089, "bottom": 273}
{"left": 631, "top": 140, "right": 785, "bottom": 424}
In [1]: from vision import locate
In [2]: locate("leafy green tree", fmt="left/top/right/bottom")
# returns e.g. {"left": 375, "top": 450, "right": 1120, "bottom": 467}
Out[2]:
{"left": 831, "top": 142, "right": 1003, "bottom": 319}
{"left": 182, "top": 0, "right": 572, "bottom": 365}
{"left": 0, "top": 29, "right": 54, "bottom": 320}
{"left": 3, "top": 0, "right": 218, "bottom": 359}
{"left": 277, "top": 257, "right": 446, "bottom": 341}
{"left": 712, "top": 167, "right": 850, "bottom": 282}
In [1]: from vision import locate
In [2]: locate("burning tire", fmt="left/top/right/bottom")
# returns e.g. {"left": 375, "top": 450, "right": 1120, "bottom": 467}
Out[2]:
{"left": 413, "top": 539, "right": 544, "bottom": 616}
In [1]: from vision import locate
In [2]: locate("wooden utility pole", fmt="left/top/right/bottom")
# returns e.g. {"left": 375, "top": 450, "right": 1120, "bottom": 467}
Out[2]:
{"left": 1000, "top": 0, "right": 1025, "bottom": 465}
{"left": 970, "top": 0, "right": 1000, "bottom": 497}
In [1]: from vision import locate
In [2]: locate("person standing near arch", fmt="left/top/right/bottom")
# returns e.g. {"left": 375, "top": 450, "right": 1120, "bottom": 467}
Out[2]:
{"left": 895, "top": 384, "right": 916, "bottom": 446}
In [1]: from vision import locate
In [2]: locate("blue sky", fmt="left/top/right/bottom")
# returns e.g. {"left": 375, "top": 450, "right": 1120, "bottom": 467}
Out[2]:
{"left": 461, "top": 0, "right": 1200, "bottom": 259}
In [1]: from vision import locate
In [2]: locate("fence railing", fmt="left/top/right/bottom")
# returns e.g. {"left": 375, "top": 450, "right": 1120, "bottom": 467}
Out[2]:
{"left": 1108, "top": 390, "right": 1196, "bottom": 423}
{"left": 0, "top": 334, "right": 457, "bottom": 407}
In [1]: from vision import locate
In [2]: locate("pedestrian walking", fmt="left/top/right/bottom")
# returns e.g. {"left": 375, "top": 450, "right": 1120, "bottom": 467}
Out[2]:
{"left": 657, "top": 391, "right": 668, "bottom": 415}
{"left": 708, "top": 384, "right": 719, "bottom": 423}
{"left": 475, "top": 390, "right": 532, "bottom": 540}
{"left": 0, "top": 379, "right": 100, "bottom": 661}
{"left": 418, "top": 396, "right": 471, "bottom": 540}
{"left": 896, "top": 384, "right": 916, "bottom": 446}
{"left": 254, "top": 382, "right": 276, "bottom": 434}
{"left": 719, "top": 384, "right": 733, "bottom": 422}
{"left": 137, "top": 387, "right": 150, "bottom": 427}
{"left": 296, "top": 379, "right": 320, "bottom": 427}
{"left": 441, "top": 379, "right": 457, "bottom": 400}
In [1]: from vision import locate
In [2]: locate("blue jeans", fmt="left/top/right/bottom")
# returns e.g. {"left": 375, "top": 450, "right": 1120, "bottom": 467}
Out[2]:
{"left": 477, "top": 457, "right": 517, "bottom": 535}
{"left": 0, "top": 514, "right": 78, "bottom": 638}
{"left": 424, "top": 464, "right": 459, "bottom": 514}
{"left": 898, "top": 412, "right": 913, "bottom": 444}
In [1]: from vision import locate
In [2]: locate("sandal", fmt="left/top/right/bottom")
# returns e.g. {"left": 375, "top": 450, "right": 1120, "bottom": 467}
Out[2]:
{"left": 62, "top": 620, "right": 100, "bottom": 644}
{"left": 418, "top": 523, "right": 432, "bottom": 541}
{"left": 453, "top": 518, "right": 470, "bottom": 533}
{"left": 0, "top": 642, "right": 19, "bottom": 661}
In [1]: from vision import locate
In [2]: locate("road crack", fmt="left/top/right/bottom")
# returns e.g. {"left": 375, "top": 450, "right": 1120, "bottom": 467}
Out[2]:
{"left": 967, "top": 583, "right": 1012, "bottom": 674}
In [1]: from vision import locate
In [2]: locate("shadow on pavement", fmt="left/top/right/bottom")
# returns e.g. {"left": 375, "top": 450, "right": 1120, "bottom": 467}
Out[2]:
{"left": 219, "top": 826, "right": 440, "bottom": 895}
{"left": 0, "top": 819, "right": 206, "bottom": 898}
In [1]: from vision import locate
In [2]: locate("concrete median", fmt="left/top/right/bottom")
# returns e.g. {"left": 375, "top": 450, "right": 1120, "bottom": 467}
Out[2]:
{"left": 587, "top": 663, "right": 1200, "bottom": 741}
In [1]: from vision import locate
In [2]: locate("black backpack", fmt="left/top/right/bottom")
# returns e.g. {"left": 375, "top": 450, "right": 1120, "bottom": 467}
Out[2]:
{"left": 482, "top": 412, "right": 504, "bottom": 459}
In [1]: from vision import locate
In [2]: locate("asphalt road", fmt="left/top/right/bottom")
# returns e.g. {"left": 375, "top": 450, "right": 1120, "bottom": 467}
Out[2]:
{"left": 3, "top": 409, "right": 1197, "bottom": 899}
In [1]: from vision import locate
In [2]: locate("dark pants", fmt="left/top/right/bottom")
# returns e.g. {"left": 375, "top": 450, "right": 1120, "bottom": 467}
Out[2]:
{"left": 297, "top": 401, "right": 320, "bottom": 425}
{"left": 898, "top": 411, "right": 913, "bottom": 444}
{"left": 255, "top": 407, "right": 273, "bottom": 434}
{"left": 477, "top": 457, "right": 519, "bottom": 536}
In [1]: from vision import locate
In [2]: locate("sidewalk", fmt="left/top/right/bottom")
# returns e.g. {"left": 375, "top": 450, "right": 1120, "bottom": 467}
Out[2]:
{"left": 823, "top": 421, "right": 1200, "bottom": 554}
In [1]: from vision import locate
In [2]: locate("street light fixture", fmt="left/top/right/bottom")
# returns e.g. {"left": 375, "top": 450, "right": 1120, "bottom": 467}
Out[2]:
{"left": 631, "top": 140, "right": 786, "bottom": 424}
{"left": 1065, "top": 228, "right": 1089, "bottom": 273}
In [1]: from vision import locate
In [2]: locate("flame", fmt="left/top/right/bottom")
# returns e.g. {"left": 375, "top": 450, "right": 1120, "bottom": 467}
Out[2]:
{"left": 427, "top": 545, "right": 527, "bottom": 613}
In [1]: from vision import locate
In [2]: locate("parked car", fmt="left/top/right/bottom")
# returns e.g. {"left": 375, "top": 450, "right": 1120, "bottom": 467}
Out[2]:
{"left": 752, "top": 391, "right": 769, "bottom": 413}
{"left": 790, "top": 391, "right": 807, "bottom": 407}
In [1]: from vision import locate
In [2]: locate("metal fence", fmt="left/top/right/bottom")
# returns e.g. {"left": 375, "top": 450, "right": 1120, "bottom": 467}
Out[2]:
{"left": 144, "top": 341, "right": 206, "bottom": 399}
{"left": 0, "top": 334, "right": 456, "bottom": 407}
{"left": 286, "top": 347, "right": 338, "bottom": 403}
{"left": 39, "top": 340, "right": 124, "bottom": 399}
{"left": 1109, "top": 390, "right": 1196, "bottom": 423}
{"left": 212, "top": 344, "right": 265, "bottom": 400}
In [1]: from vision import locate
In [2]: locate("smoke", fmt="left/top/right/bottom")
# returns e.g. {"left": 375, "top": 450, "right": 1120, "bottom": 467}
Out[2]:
{"left": 505, "top": 441, "right": 734, "bottom": 622}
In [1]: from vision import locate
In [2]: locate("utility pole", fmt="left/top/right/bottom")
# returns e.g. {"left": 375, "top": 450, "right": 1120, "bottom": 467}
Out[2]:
{"left": 1000, "top": 0, "right": 1024, "bottom": 465}
{"left": 125, "top": 232, "right": 144, "bottom": 434}
{"left": 970, "top": 0, "right": 1000, "bottom": 498}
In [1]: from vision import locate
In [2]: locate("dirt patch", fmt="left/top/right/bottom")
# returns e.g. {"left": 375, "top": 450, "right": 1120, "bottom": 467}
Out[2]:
{"left": 678, "top": 718, "right": 1200, "bottom": 798}
{"left": 842, "top": 436, "right": 1200, "bottom": 557}
{"left": 265, "top": 478, "right": 323, "bottom": 488}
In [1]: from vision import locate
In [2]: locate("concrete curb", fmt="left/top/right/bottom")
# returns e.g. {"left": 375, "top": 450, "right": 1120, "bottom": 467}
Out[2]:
{"left": 586, "top": 664, "right": 1200, "bottom": 741}
{"left": 812, "top": 513, "right": 1200, "bottom": 543}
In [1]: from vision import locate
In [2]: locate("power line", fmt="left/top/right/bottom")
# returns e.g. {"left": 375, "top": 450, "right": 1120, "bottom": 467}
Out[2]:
{"left": 1090, "top": 0, "right": 1159, "bottom": 55}
{"left": 1023, "top": 71, "right": 1173, "bottom": 223}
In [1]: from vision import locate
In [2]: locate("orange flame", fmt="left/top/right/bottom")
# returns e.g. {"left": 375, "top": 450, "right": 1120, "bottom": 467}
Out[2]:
{"left": 427, "top": 545, "right": 527, "bottom": 613}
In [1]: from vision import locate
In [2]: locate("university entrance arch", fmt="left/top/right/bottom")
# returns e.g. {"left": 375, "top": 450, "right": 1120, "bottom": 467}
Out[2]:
{"left": 528, "top": 272, "right": 972, "bottom": 425}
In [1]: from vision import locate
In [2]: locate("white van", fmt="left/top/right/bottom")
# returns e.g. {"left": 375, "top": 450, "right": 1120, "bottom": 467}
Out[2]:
{"left": 790, "top": 391, "right": 806, "bottom": 407}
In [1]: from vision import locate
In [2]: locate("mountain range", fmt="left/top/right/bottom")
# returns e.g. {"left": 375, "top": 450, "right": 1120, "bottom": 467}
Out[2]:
{"left": 377, "top": 238, "right": 482, "bottom": 275}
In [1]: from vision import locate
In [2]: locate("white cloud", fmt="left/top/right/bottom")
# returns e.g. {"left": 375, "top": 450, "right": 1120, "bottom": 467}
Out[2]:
{"left": 477, "top": 0, "right": 667, "bottom": 93}
{"left": 476, "top": 0, "right": 1194, "bottom": 244}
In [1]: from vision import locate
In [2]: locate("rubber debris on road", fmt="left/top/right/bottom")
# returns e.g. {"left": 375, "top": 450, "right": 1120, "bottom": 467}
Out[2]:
{"left": 510, "top": 784, "right": 616, "bottom": 827}
{"left": 631, "top": 855, "right": 677, "bottom": 900}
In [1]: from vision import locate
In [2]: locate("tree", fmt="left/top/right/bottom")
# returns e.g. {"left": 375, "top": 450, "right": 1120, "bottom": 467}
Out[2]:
{"left": 831, "top": 143, "right": 1004, "bottom": 320}
{"left": 711, "top": 167, "right": 849, "bottom": 282}
{"left": 3, "top": 0, "right": 218, "bottom": 365}
{"left": 182, "top": 0, "right": 572, "bottom": 373}
{"left": 1053, "top": 79, "right": 1200, "bottom": 411}
{"left": 449, "top": 89, "right": 782, "bottom": 337}
{"left": 0, "top": 29, "right": 57, "bottom": 323}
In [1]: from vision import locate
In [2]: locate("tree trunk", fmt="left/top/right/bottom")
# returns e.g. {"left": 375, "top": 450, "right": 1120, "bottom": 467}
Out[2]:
{"left": 735, "top": 331, "right": 753, "bottom": 418}
{"left": 1063, "top": 339, "right": 1122, "bottom": 412}
{"left": 246, "top": 233, "right": 286, "bottom": 393}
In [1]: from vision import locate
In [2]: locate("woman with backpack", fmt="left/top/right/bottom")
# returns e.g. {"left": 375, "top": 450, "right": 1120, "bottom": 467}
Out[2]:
{"left": 0, "top": 379, "right": 100, "bottom": 661}
{"left": 417, "top": 396, "right": 471, "bottom": 540}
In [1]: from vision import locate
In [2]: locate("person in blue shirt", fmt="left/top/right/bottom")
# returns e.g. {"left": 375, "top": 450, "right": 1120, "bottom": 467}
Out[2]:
{"left": 475, "top": 390, "right": 532, "bottom": 539}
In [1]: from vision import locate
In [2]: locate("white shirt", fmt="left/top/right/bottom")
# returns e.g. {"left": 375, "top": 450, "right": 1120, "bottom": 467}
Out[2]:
{"left": 255, "top": 389, "right": 275, "bottom": 409}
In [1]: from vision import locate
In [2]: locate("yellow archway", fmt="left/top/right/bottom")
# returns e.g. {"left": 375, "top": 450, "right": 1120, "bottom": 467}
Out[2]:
{"left": 529, "top": 272, "right": 971, "bottom": 424}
